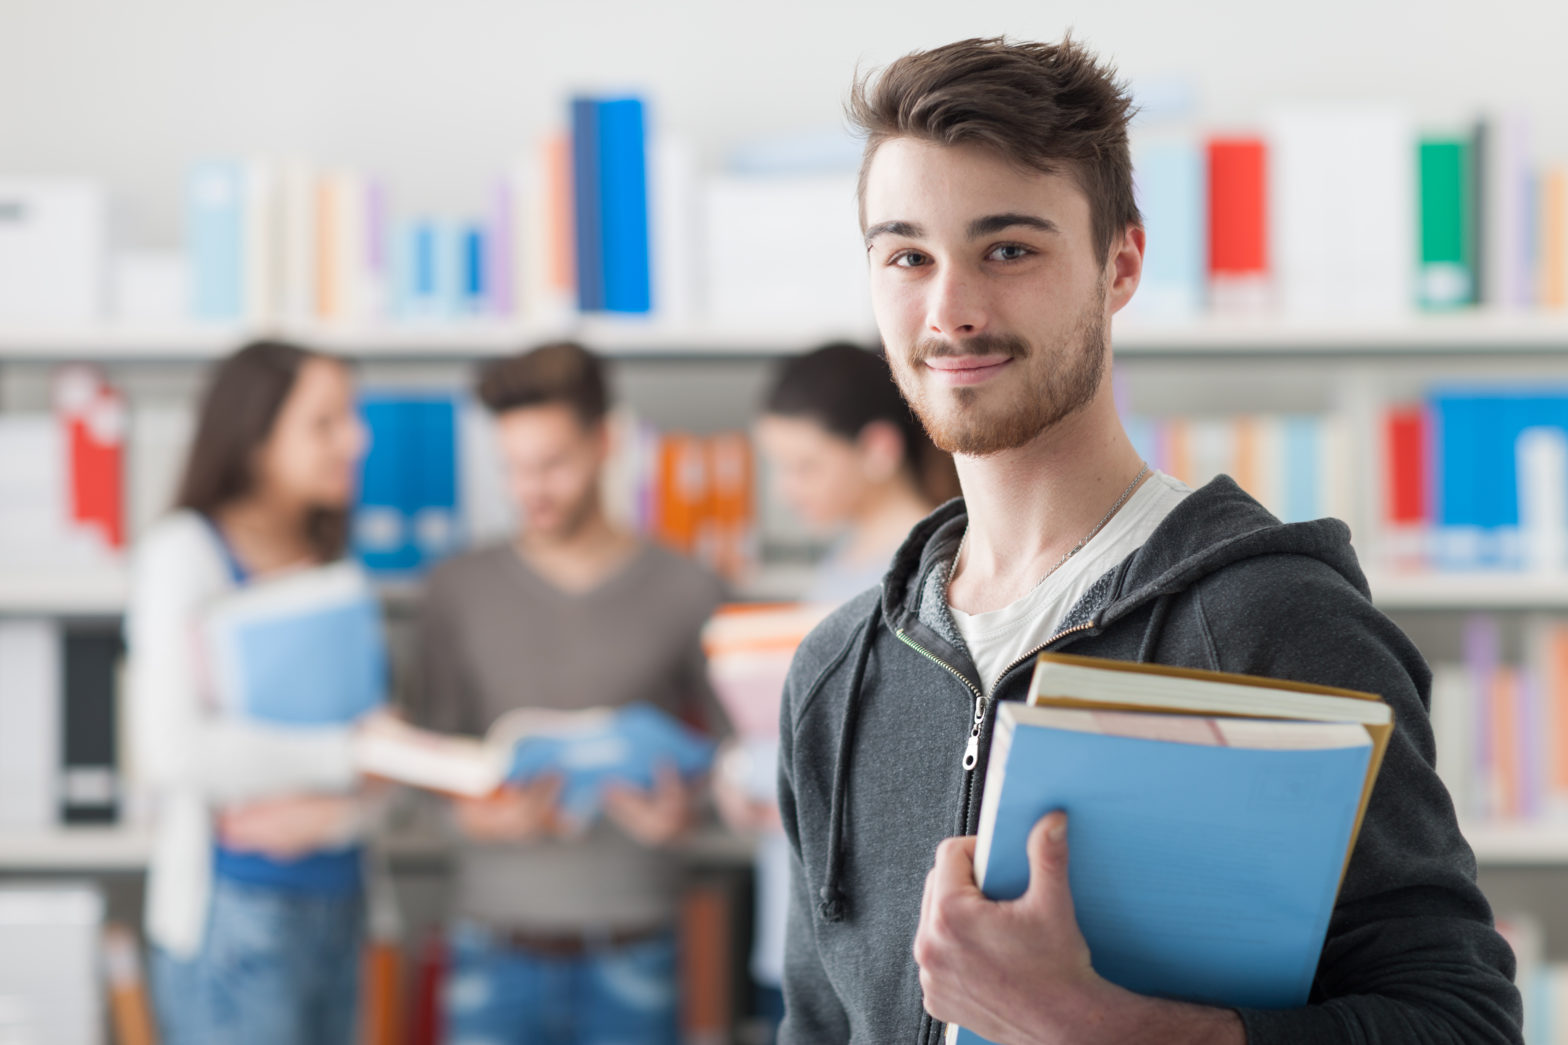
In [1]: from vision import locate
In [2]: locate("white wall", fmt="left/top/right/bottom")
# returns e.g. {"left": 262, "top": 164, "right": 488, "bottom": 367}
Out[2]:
{"left": 2, "top": 0, "right": 1565, "bottom": 247}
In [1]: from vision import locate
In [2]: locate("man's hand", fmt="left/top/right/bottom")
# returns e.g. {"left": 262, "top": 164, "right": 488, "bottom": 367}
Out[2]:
{"left": 602, "top": 763, "right": 701, "bottom": 847}
{"left": 217, "top": 793, "right": 360, "bottom": 861}
{"left": 913, "top": 812, "right": 1244, "bottom": 1045}
{"left": 452, "top": 775, "right": 566, "bottom": 843}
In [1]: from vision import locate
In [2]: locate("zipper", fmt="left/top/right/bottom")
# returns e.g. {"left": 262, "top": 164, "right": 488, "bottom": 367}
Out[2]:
{"left": 900, "top": 615, "right": 1102, "bottom": 1045}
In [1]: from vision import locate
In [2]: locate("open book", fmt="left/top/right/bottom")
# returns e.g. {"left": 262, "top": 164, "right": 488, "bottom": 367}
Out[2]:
{"left": 949, "top": 653, "right": 1392, "bottom": 1045}
{"left": 352, "top": 702, "right": 716, "bottom": 820}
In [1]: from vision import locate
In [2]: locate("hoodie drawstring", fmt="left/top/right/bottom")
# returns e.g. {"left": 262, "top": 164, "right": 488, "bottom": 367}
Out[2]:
{"left": 817, "top": 609, "right": 879, "bottom": 924}
{"left": 1137, "top": 593, "right": 1173, "bottom": 663}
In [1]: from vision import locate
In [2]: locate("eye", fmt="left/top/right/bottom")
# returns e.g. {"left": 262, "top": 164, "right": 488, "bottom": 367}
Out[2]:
{"left": 988, "top": 243, "right": 1033, "bottom": 262}
{"left": 889, "top": 249, "right": 930, "bottom": 269}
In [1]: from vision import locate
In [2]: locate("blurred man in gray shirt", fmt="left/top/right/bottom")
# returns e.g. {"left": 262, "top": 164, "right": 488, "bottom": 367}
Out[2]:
{"left": 412, "top": 342, "right": 726, "bottom": 1045}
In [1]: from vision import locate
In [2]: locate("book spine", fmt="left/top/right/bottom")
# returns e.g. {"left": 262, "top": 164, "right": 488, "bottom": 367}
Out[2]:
{"left": 60, "top": 626, "right": 123, "bottom": 824}
{"left": 1418, "top": 136, "right": 1477, "bottom": 309}
{"left": 597, "top": 97, "right": 652, "bottom": 314}
{"left": 571, "top": 98, "right": 605, "bottom": 312}
{"left": 1206, "top": 137, "right": 1270, "bottom": 313}
{"left": 188, "top": 161, "right": 245, "bottom": 320}
{"left": 0, "top": 620, "right": 63, "bottom": 829}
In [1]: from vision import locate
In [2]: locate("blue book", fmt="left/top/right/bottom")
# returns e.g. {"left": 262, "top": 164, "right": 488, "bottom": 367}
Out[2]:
{"left": 202, "top": 562, "right": 388, "bottom": 725}
{"left": 952, "top": 654, "right": 1389, "bottom": 1045}
{"left": 597, "top": 97, "right": 652, "bottom": 313}
{"left": 188, "top": 161, "right": 245, "bottom": 320}
{"left": 1280, "top": 415, "right": 1320, "bottom": 523}
{"left": 1127, "top": 136, "right": 1205, "bottom": 319}
{"left": 354, "top": 392, "right": 462, "bottom": 577}
{"left": 411, "top": 396, "right": 460, "bottom": 566}
{"left": 508, "top": 703, "right": 715, "bottom": 821}
{"left": 571, "top": 97, "right": 606, "bottom": 311}
{"left": 353, "top": 702, "right": 716, "bottom": 819}
{"left": 460, "top": 223, "right": 487, "bottom": 315}
{"left": 354, "top": 394, "right": 415, "bottom": 574}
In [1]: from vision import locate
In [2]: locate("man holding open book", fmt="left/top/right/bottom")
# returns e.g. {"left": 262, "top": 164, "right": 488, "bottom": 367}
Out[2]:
{"left": 775, "top": 36, "right": 1523, "bottom": 1045}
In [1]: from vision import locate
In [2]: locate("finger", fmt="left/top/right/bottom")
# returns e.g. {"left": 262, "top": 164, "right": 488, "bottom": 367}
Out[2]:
{"left": 930, "top": 835, "right": 981, "bottom": 900}
{"left": 1019, "top": 811, "right": 1075, "bottom": 917}
{"left": 655, "top": 761, "right": 682, "bottom": 796}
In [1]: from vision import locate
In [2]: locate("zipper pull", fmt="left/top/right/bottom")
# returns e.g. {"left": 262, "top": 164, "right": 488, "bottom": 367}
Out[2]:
{"left": 962, "top": 696, "right": 985, "bottom": 772}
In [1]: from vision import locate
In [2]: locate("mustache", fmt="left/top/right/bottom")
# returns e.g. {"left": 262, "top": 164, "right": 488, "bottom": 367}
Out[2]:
{"left": 909, "top": 333, "right": 1031, "bottom": 364}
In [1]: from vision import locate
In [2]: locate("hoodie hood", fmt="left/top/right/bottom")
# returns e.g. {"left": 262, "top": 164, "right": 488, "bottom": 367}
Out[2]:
{"left": 880, "top": 474, "right": 1369, "bottom": 665}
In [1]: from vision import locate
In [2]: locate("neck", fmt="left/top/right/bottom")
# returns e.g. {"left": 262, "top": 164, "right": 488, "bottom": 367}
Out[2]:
{"left": 213, "top": 492, "right": 316, "bottom": 570}
{"left": 846, "top": 476, "right": 933, "bottom": 564}
{"left": 949, "top": 391, "right": 1145, "bottom": 614}
{"left": 515, "top": 502, "right": 637, "bottom": 592}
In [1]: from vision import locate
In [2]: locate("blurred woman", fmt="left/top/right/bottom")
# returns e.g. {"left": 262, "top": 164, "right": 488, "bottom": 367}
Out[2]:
{"left": 724, "top": 342, "right": 952, "bottom": 1036}
{"left": 127, "top": 340, "right": 381, "bottom": 1045}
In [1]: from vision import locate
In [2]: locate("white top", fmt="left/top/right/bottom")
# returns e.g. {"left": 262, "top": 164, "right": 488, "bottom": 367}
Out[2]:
{"left": 951, "top": 471, "right": 1192, "bottom": 697}
{"left": 125, "top": 511, "right": 362, "bottom": 958}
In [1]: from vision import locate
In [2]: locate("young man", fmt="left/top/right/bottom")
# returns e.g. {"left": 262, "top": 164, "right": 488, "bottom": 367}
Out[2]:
{"left": 777, "top": 37, "right": 1523, "bottom": 1045}
{"left": 412, "top": 342, "right": 726, "bottom": 1045}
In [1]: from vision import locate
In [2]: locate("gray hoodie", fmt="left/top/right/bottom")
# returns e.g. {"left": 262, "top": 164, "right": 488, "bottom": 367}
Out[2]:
{"left": 777, "top": 476, "right": 1522, "bottom": 1045}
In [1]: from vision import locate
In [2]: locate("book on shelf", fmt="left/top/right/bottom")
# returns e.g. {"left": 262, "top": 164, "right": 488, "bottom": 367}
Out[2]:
{"left": 1205, "top": 136, "right": 1270, "bottom": 314}
{"left": 0, "top": 883, "right": 105, "bottom": 1045}
{"left": 0, "top": 619, "right": 63, "bottom": 830}
{"left": 351, "top": 702, "right": 716, "bottom": 821}
{"left": 1418, "top": 132, "right": 1477, "bottom": 310}
{"left": 0, "top": 177, "right": 107, "bottom": 324}
{"left": 1434, "top": 614, "right": 1568, "bottom": 826}
{"left": 949, "top": 653, "right": 1391, "bottom": 1045}
{"left": 201, "top": 560, "right": 389, "bottom": 725}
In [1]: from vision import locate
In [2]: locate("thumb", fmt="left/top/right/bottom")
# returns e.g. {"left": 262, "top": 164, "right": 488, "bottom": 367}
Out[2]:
{"left": 1020, "top": 811, "right": 1074, "bottom": 914}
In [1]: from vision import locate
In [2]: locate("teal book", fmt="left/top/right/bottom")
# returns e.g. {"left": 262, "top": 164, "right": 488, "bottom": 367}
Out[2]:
{"left": 1419, "top": 134, "right": 1477, "bottom": 309}
{"left": 950, "top": 654, "right": 1390, "bottom": 1045}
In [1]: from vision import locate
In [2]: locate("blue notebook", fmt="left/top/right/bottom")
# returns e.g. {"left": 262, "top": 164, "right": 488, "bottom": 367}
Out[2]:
{"left": 951, "top": 654, "right": 1389, "bottom": 1044}
{"left": 508, "top": 702, "right": 715, "bottom": 821}
{"left": 202, "top": 561, "right": 388, "bottom": 725}
{"left": 352, "top": 702, "right": 715, "bottom": 821}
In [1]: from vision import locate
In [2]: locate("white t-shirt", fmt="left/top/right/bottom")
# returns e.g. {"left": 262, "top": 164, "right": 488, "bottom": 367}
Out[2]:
{"left": 950, "top": 471, "right": 1192, "bottom": 696}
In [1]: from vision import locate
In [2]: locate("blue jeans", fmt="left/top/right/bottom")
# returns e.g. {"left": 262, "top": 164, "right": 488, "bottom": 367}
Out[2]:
{"left": 444, "top": 922, "right": 680, "bottom": 1045}
{"left": 151, "top": 877, "right": 364, "bottom": 1045}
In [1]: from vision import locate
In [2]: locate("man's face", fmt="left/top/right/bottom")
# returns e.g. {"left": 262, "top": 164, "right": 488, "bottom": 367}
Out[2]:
{"left": 862, "top": 138, "right": 1131, "bottom": 456}
{"left": 494, "top": 402, "right": 607, "bottom": 540}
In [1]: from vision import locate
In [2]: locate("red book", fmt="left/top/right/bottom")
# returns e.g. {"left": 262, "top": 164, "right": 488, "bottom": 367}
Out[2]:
{"left": 1207, "top": 138, "right": 1269, "bottom": 309}
{"left": 1385, "top": 407, "right": 1430, "bottom": 526}
{"left": 56, "top": 367, "right": 125, "bottom": 551}
{"left": 405, "top": 930, "right": 447, "bottom": 1045}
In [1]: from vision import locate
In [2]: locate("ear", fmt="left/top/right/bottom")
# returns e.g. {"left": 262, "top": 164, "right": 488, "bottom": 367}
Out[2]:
{"left": 1105, "top": 223, "right": 1145, "bottom": 316}
{"left": 857, "top": 420, "right": 906, "bottom": 483}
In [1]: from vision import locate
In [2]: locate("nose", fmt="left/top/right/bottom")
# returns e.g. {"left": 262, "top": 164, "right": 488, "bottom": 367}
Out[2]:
{"left": 926, "top": 265, "right": 989, "bottom": 338}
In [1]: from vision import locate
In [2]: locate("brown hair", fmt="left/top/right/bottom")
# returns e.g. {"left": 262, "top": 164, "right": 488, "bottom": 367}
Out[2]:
{"left": 476, "top": 341, "right": 610, "bottom": 426}
{"left": 174, "top": 339, "right": 350, "bottom": 561}
{"left": 846, "top": 35, "right": 1141, "bottom": 264}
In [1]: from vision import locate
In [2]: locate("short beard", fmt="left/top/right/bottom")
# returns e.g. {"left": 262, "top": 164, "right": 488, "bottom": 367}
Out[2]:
{"left": 893, "top": 292, "right": 1108, "bottom": 457}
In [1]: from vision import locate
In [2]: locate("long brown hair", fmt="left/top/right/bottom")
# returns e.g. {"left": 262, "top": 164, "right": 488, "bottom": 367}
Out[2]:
{"left": 174, "top": 339, "right": 351, "bottom": 561}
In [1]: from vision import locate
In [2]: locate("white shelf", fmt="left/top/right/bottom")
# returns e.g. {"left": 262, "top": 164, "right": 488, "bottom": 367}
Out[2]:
{"left": 1366, "top": 572, "right": 1568, "bottom": 611}
{"left": 0, "top": 827, "right": 154, "bottom": 871}
{"left": 5, "top": 312, "right": 1568, "bottom": 361}
{"left": 0, "top": 319, "right": 880, "bottom": 361}
{"left": 1462, "top": 823, "right": 1568, "bottom": 866}
{"left": 0, "top": 824, "right": 752, "bottom": 872}
{"left": 0, "top": 571, "right": 130, "bottom": 615}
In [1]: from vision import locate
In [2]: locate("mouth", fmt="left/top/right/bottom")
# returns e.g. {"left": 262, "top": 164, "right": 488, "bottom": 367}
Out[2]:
{"left": 921, "top": 353, "right": 1014, "bottom": 387}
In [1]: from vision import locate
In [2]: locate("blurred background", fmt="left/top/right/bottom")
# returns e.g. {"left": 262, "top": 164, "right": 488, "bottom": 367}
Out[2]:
{"left": 5, "top": 0, "right": 1568, "bottom": 1042}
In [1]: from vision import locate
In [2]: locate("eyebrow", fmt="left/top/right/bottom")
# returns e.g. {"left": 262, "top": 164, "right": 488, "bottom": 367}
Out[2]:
{"left": 863, "top": 213, "right": 1061, "bottom": 246}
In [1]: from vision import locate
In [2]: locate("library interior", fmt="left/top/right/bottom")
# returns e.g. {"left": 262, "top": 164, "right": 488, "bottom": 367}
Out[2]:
{"left": 3, "top": 0, "right": 1568, "bottom": 1042}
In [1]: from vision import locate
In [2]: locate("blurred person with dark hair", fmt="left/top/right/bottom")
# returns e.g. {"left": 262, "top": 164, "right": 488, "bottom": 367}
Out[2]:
{"left": 717, "top": 341, "right": 947, "bottom": 1040}
{"left": 127, "top": 340, "right": 382, "bottom": 1044}
{"left": 410, "top": 342, "right": 726, "bottom": 1045}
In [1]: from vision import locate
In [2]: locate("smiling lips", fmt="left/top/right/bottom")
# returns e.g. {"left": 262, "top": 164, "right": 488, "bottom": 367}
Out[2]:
{"left": 922, "top": 353, "right": 1014, "bottom": 386}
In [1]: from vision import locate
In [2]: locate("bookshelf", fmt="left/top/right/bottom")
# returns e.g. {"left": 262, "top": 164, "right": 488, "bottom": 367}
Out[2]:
{"left": 6, "top": 312, "right": 1568, "bottom": 362}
